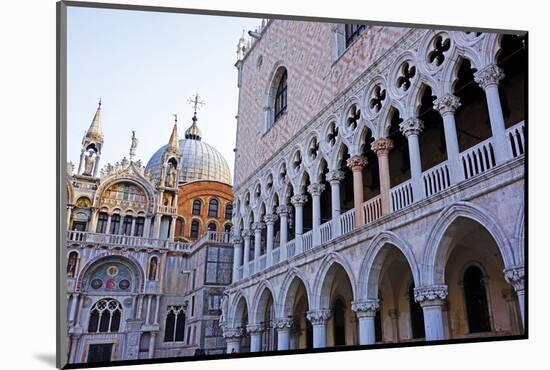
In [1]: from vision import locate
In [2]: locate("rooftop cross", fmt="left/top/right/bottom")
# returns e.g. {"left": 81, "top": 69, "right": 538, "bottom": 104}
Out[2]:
{"left": 187, "top": 93, "right": 205, "bottom": 116}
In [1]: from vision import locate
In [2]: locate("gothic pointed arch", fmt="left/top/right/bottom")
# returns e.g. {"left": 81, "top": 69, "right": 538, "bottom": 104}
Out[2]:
{"left": 312, "top": 252, "right": 357, "bottom": 309}
{"left": 251, "top": 280, "right": 277, "bottom": 325}
{"left": 277, "top": 268, "right": 312, "bottom": 318}
{"left": 422, "top": 201, "right": 515, "bottom": 285}
{"left": 77, "top": 254, "right": 145, "bottom": 294}
{"left": 358, "top": 231, "right": 421, "bottom": 300}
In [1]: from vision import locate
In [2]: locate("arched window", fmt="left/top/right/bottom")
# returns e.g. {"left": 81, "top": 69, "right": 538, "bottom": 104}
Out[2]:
{"left": 192, "top": 200, "right": 201, "bottom": 215}
{"left": 332, "top": 298, "right": 346, "bottom": 346}
{"left": 148, "top": 257, "right": 158, "bottom": 281}
{"left": 164, "top": 305, "right": 186, "bottom": 342}
{"left": 224, "top": 223, "right": 232, "bottom": 233}
{"left": 274, "top": 70, "right": 287, "bottom": 122}
{"left": 190, "top": 220, "right": 200, "bottom": 239}
{"left": 408, "top": 283, "right": 425, "bottom": 339}
{"left": 134, "top": 217, "right": 145, "bottom": 237}
{"left": 96, "top": 212, "right": 108, "bottom": 233}
{"left": 344, "top": 23, "right": 366, "bottom": 47}
{"left": 224, "top": 203, "right": 233, "bottom": 220}
{"left": 110, "top": 214, "right": 121, "bottom": 234}
{"left": 464, "top": 265, "right": 491, "bottom": 333}
{"left": 88, "top": 299, "right": 122, "bottom": 333}
{"left": 175, "top": 218, "right": 184, "bottom": 239}
{"left": 122, "top": 215, "right": 133, "bottom": 236}
{"left": 207, "top": 222, "right": 217, "bottom": 232}
{"left": 208, "top": 199, "right": 219, "bottom": 218}
{"left": 67, "top": 251, "right": 78, "bottom": 278}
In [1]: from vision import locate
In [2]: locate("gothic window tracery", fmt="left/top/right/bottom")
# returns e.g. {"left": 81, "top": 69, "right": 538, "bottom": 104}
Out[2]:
{"left": 88, "top": 298, "right": 122, "bottom": 333}
{"left": 164, "top": 305, "right": 186, "bottom": 342}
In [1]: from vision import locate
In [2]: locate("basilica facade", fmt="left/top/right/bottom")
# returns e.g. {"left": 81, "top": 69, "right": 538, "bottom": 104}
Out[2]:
{"left": 223, "top": 21, "right": 526, "bottom": 352}
{"left": 65, "top": 103, "right": 234, "bottom": 364}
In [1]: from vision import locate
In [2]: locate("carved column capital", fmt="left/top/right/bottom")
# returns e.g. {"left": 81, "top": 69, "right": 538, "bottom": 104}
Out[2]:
{"left": 504, "top": 266, "right": 525, "bottom": 293}
{"left": 474, "top": 64, "right": 505, "bottom": 89}
{"left": 433, "top": 94, "right": 461, "bottom": 115}
{"left": 264, "top": 214, "right": 278, "bottom": 225}
{"left": 399, "top": 118, "right": 424, "bottom": 137}
{"left": 325, "top": 170, "right": 345, "bottom": 183}
{"left": 351, "top": 299, "right": 379, "bottom": 318}
{"left": 370, "top": 137, "right": 394, "bottom": 156}
{"left": 231, "top": 236, "right": 243, "bottom": 245}
{"left": 276, "top": 205, "right": 290, "bottom": 216}
{"left": 251, "top": 222, "right": 265, "bottom": 232}
{"left": 306, "top": 309, "right": 332, "bottom": 325}
{"left": 274, "top": 318, "right": 294, "bottom": 330}
{"left": 307, "top": 182, "right": 326, "bottom": 196}
{"left": 291, "top": 194, "right": 309, "bottom": 207}
{"left": 346, "top": 155, "right": 368, "bottom": 171}
{"left": 241, "top": 229, "right": 253, "bottom": 239}
{"left": 414, "top": 285, "right": 448, "bottom": 307}
{"left": 223, "top": 327, "right": 244, "bottom": 340}
{"left": 246, "top": 324, "right": 264, "bottom": 334}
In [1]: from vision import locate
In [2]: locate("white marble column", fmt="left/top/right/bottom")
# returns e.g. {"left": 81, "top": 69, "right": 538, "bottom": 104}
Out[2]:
{"left": 352, "top": 299, "right": 379, "bottom": 345}
{"left": 148, "top": 332, "right": 157, "bottom": 359}
{"left": 307, "top": 309, "right": 331, "bottom": 348}
{"left": 414, "top": 285, "right": 448, "bottom": 341}
{"left": 252, "top": 222, "right": 264, "bottom": 270}
{"left": 275, "top": 318, "right": 293, "bottom": 350}
{"left": 143, "top": 216, "right": 152, "bottom": 238}
{"left": 247, "top": 324, "right": 263, "bottom": 352}
{"left": 264, "top": 214, "right": 277, "bottom": 266}
{"left": 223, "top": 328, "right": 242, "bottom": 353}
{"left": 346, "top": 155, "right": 368, "bottom": 226}
{"left": 308, "top": 183, "right": 325, "bottom": 247}
{"left": 371, "top": 138, "right": 394, "bottom": 215}
{"left": 169, "top": 216, "right": 177, "bottom": 240}
{"left": 153, "top": 214, "right": 162, "bottom": 239}
{"left": 89, "top": 208, "right": 99, "bottom": 232}
{"left": 291, "top": 194, "right": 308, "bottom": 254}
{"left": 504, "top": 266, "right": 525, "bottom": 330}
{"left": 276, "top": 205, "right": 289, "bottom": 260}
{"left": 69, "top": 335, "right": 80, "bottom": 363}
{"left": 242, "top": 229, "right": 252, "bottom": 276}
{"left": 66, "top": 205, "right": 74, "bottom": 229}
{"left": 232, "top": 236, "right": 243, "bottom": 282}
{"left": 388, "top": 309, "right": 400, "bottom": 343}
{"left": 326, "top": 170, "right": 345, "bottom": 237}
{"left": 400, "top": 118, "right": 425, "bottom": 201}
{"left": 104, "top": 214, "right": 112, "bottom": 235}
{"left": 474, "top": 64, "right": 509, "bottom": 163}
{"left": 434, "top": 94, "right": 463, "bottom": 184}
{"left": 130, "top": 217, "right": 137, "bottom": 237}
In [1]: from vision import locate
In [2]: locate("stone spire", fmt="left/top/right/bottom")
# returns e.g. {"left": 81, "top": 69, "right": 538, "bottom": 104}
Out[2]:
{"left": 85, "top": 99, "right": 103, "bottom": 142}
{"left": 167, "top": 115, "right": 180, "bottom": 154}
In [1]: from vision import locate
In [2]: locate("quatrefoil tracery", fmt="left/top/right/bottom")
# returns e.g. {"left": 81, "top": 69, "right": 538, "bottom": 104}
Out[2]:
{"left": 369, "top": 85, "right": 386, "bottom": 113}
{"left": 346, "top": 105, "right": 361, "bottom": 131}
{"left": 427, "top": 35, "right": 451, "bottom": 66}
{"left": 396, "top": 62, "right": 416, "bottom": 92}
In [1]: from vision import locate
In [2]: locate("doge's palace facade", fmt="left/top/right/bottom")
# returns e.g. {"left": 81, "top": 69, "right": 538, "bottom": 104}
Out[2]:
{"left": 223, "top": 21, "right": 525, "bottom": 352}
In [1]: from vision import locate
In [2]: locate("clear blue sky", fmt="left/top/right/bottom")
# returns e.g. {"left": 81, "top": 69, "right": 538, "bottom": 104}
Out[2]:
{"left": 67, "top": 6, "right": 261, "bottom": 175}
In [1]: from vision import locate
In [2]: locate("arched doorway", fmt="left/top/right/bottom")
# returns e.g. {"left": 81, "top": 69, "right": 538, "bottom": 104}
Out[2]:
{"left": 364, "top": 241, "right": 421, "bottom": 343}
{"left": 436, "top": 217, "right": 522, "bottom": 337}
{"left": 318, "top": 263, "right": 356, "bottom": 347}
{"left": 281, "top": 276, "right": 312, "bottom": 349}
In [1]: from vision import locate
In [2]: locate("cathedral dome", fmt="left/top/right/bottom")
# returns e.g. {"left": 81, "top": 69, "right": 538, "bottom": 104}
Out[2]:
{"left": 145, "top": 127, "right": 232, "bottom": 185}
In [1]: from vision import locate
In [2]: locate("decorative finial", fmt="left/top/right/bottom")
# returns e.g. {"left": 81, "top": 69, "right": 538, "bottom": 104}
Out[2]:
{"left": 173, "top": 113, "right": 178, "bottom": 124}
{"left": 98, "top": 98, "right": 102, "bottom": 108}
